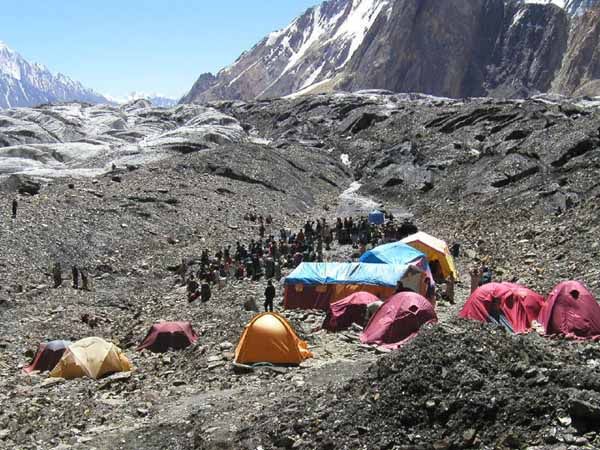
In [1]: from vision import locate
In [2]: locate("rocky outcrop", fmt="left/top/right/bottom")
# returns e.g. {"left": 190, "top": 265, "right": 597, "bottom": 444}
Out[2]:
{"left": 552, "top": 8, "right": 600, "bottom": 95}
{"left": 182, "top": 0, "right": 600, "bottom": 101}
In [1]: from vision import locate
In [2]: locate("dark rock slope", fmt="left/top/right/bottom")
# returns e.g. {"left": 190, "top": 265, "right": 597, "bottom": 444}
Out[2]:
{"left": 183, "top": 0, "right": 600, "bottom": 102}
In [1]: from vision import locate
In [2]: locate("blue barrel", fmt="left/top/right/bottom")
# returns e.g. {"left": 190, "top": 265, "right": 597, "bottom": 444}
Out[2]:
{"left": 368, "top": 210, "right": 385, "bottom": 225}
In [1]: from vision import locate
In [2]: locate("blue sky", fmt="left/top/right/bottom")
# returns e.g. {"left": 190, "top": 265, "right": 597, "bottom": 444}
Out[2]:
{"left": 1, "top": 1, "right": 318, "bottom": 99}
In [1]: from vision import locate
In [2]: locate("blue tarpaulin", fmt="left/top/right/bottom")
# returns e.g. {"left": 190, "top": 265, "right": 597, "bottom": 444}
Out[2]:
{"left": 368, "top": 210, "right": 385, "bottom": 225}
{"left": 284, "top": 262, "right": 414, "bottom": 288}
{"left": 359, "top": 241, "right": 426, "bottom": 266}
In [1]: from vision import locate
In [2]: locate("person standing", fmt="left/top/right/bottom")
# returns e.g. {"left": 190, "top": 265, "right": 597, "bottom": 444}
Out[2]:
{"left": 200, "top": 279, "right": 211, "bottom": 303}
{"left": 72, "top": 266, "right": 79, "bottom": 289}
{"left": 80, "top": 268, "right": 91, "bottom": 291}
{"left": 187, "top": 275, "right": 200, "bottom": 302}
{"left": 469, "top": 267, "right": 481, "bottom": 294}
{"left": 264, "top": 280, "right": 276, "bottom": 312}
{"left": 11, "top": 199, "right": 17, "bottom": 219}
{"left": 52, "top": 262, "right": 62, "bottom": 288}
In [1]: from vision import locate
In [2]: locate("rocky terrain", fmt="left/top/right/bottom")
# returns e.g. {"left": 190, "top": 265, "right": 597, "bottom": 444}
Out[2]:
{"left": 182, "top": 0, "right": 600, "bottom": 102}
{"left": 0, "top": 42, "right": 107, "bottom": 109}
{"left": 1, "top": 91, "right": 600, "bottom": 449}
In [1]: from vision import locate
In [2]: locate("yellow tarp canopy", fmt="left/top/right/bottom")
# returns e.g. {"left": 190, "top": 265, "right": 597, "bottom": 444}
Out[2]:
{"left": 402, "top": 231, "right": 458, "bottom": 281}
{"left": 235, "top": 312, "right": 313, "bottom": 365}
{"left": 50, "top": 337, "right": 132, "bottom": 380}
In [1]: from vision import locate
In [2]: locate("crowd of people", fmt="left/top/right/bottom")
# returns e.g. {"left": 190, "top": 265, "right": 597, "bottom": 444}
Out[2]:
{"left": 182, "top": 213, "right": 431, "bottom": 311}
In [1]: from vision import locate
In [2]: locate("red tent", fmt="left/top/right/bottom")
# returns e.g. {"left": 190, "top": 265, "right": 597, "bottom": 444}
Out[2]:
{"left": 538, "top": 281, "right": 600, "bottom": 340}
{"left": 322, "top": 291, "right": 380, "bottom": 331}
{"left": 137, "top": 321, "right": 198, "bottom": 353}
{"left": 23, "top": 340, "right": 71, "bottom": 373}
{"left": 459, "top": 282, "right": 545, "bottom": 333}
{"left": 360, "top": 292, "right": 437, "bottom": 349}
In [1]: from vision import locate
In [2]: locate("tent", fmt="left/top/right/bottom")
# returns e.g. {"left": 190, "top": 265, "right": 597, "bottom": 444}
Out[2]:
{"left": 359, "top": 241, "right": 427, "bottom": 266}
{"left": 538, "top": 281, "right": 600, "bottom": 340}
{"left": 459, "top": 282, "right": 545, "bottom": 333}
{"left": 284, "top": 262, "right": 430, "bottom": 310}
{"left": 401, "top": 232, "right": 458, "bottom": 281}
{"left": 360, "top": 292, "right": 437, "bottom": 349}
{"left": 50, "top": 337, "right": 132, "bottom": 380}
{"left": 137, "top": 321, "right": 198, "bottom": 353}
{"left": 23, "top": 340, "right": 71, "bottom": 374}
{"left": 368, "top": 210, "right": 385, "bottom": 225}
{"left": 234, "top": 312, "right": 313, "bottom": 365}
{"left": 322, "top": 291, "right": 380, "bottom": 331}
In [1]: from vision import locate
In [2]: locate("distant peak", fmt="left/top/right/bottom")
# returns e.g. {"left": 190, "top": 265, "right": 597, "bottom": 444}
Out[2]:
{"left": 0, "top": 41, "right": 14, "bottom": 52}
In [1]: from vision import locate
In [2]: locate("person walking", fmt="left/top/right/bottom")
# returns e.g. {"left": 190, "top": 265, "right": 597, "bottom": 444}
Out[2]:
{"left": 11, "top": 199, "right": 17, "bottom": 219}
{"left": 264, "top": 279, "right": 276, "bottom": 312}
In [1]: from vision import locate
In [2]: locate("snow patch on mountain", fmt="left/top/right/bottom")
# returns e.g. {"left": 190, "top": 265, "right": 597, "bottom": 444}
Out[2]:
{"left": 522, "top": 0, "right": 599, "bottom": 15}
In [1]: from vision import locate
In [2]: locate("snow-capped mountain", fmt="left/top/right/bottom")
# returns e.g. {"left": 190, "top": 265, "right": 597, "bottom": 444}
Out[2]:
{"left": 181, "top": 0, "right": 390, "bottom": 103}
{"left": 0, "top": 42, "right": 107, "bottom": 109}
{"left": 107, "top": 92, "right": 179, "bottom": 108}
{"left": 182, "top": 0, "right": 600, "bottom": 102}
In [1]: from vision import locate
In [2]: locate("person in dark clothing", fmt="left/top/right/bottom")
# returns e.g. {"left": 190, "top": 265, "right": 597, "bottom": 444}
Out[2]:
{"left": 480, "top": 266, "right": 493, "bottom": 286}
{"left": 264, "top": 280, "right": 276, "bottom": 312}
{"left": 259, "top": 223, "right": 265, "bottom": 238}
{"left": 72, "top": 266, "right": 79, "bottom": 289}
{"left": 425, "top": 277, "right": 436, "bottom": 308}
{"left": 11, "top": 199, "right": 17, "bottom": 219}
{"left": 80, "top": 268, "right": 90, "bottom": 291}
{"left": 200, "top": 280, "right": 211, "bottom": 303}
{"left": 52, "top": 262, "right": 62, "bottom": 288}
{"left": 488, "top": 296, "right": 514, "bottom": 333}
{"left": 430, "top": 260, "right": 444, "bottom": 283}
{"left": 450, "top": 242, "right": 460, "bottom": 258}
{"left": 187, "top": 275, "right": 200, "bottom": 302}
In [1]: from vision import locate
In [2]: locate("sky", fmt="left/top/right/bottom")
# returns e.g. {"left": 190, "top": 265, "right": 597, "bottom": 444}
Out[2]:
{"left": 0, "top": 1, "right": 318, "bottom": 100}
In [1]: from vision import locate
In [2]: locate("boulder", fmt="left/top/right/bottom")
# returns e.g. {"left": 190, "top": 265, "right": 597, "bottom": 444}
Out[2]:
{"left": 0, "top": 174, "right": 41, "bottom": 195}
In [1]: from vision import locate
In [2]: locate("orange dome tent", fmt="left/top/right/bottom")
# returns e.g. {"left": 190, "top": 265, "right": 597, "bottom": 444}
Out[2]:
{"left": 49, "top": 337, "right": 132, "bottom": 380}
{"left": 401, "top": 231, "right": 458, "bottom": 281}
{"left": 235, "top": 312, "right": 313, "bottom": 365}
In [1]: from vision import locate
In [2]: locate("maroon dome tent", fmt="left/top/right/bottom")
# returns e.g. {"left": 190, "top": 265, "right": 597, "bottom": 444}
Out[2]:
{"left": 137, "top": 322, "right": 198, "bottom": 353}
{"left": 459, "top": 282, "right": 545, "bottom": 334}
{"left": 322, "top": 291, "right": 380, "bottom": 331}
{"left": 538, "top": 281, "right": 600, "bottom": 340}
{"left": 360, "top": 292, "right": 437, "bottom": 349}
{"left": 23, "top": 340, "right": 71, "bottom": 373}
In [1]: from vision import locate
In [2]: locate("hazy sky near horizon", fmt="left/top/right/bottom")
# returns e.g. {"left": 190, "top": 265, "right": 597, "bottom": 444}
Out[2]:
{"left": 1, "top": 1, "right": 317, "bottom": 99}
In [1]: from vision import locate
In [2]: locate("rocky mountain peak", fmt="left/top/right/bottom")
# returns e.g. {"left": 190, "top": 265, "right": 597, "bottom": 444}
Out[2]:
{"left": 521, "top": 0, "right": 600, "bottom": 15}
{"left": 0, "top": 41, "right": 108, "bottom": 108}
{"left": 180, "top": 0, "right": 390, "bottom": 103}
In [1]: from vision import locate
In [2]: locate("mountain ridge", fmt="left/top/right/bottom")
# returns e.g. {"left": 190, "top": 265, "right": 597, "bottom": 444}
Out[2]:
{"left": 182, "top": 0, "right": 600, "bottom": 103}
{"left": 0, "top": 41, "right": 108, "bottom": 109}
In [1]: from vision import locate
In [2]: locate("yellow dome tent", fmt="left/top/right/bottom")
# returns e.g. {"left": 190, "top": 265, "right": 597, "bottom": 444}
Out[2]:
{"left": 49, "top": 337, "right": 132, "bottom": 380}
{"left": 235, "top": 312, "right": 313, "bottom": 365}
{"left": 401, "top": 231, "right": 458, "bottom": 281}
